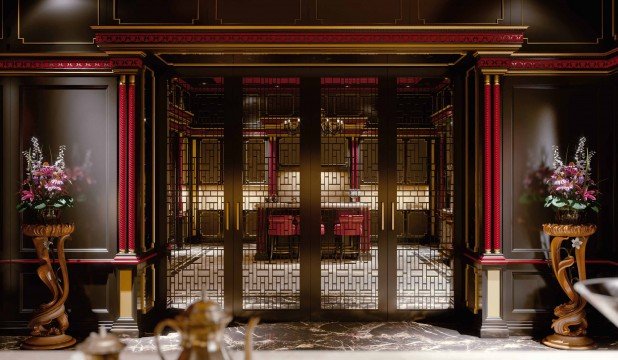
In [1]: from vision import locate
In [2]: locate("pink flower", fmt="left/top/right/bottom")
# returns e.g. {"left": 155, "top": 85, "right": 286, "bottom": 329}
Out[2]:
{"left": 21, "top": 190, "right": 34, "bottom": 202}
{"left": 44, "top": 183, "right": 62, "bottom": 192}
{"left": 583, "top": 190, "right": 596, "bottom": 201}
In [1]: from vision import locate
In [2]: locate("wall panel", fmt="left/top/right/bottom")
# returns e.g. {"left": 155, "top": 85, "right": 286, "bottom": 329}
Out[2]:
{"left": 216, "top": 0, "right": 301, "bottom": 24}
{"left": 502, "top": 77, "right": 614, "bottom": 260}
{"left": 417, "top": 0, "right": 504, "bottom": 24}
{"left": 11, "top": 77, "right": 118, "bottom": 259}
{"left": 5, "top": 263, "right": 117, "bottom": 331}
{"left": 18, "top": 0, "right": 98, "bottom": 44}
{"left": 114, "top": 0, "right": 199, "bottom": 24}
{"left": 316, "top": 0, "right": 403, "bottom": 24}
{"left": 520, "top": 0, "right": 604, "bottom": 44}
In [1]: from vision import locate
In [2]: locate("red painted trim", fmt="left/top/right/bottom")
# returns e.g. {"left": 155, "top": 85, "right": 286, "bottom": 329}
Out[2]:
{"left": 463, "top": 250, "right": 618, "bottom": 266}
{"left": 493, "top": 78, "right": 501, "bottom": 253}
{"left": 95, "top": 32, "right": 525, "bottom": 45}
{"left": 244, "top": 77, "right": 299, "bottom": 85}
{"left": 483, "top": 80, "right": 492, "bottom": 253}
{"left": 128, "top": 80, "right": 137, "bottom": 253}
{"left": 0, "top": 58, "right": 142, "bottom": 70}
{"left": 118, "top": 79, "right": 128, "bottom": 253}
{"left": 478, "top": 56, "right": 618, "bottom": 71}
{"left": 1, "top": 252, "right": 159, "bottom": 265}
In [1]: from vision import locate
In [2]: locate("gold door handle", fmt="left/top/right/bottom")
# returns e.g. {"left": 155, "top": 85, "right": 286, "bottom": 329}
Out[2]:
{"left": 381, "top": 202, "right": 385, "bottom": 231}
{"left": 391, "top": 202, "right": 395, "bottom": 231}
{"left": 225, "top": 202, "right": 229, "bottom": 230}
{"left": 236, "top": 202, "right": 241, "bottom": 231}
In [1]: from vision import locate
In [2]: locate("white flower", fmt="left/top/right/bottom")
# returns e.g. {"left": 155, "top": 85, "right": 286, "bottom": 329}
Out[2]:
{"left": 571, "top": 237, "right": 583, "bottom": 250}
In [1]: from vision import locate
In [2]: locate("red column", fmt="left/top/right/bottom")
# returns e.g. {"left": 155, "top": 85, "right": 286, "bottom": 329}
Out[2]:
{"left": 483, "top": 75, "right": 493, "bottom": 254}
{"left": 493, "top": 75, "right": 502, "bottom": 254}
{"left": 118, "top": 75, "right": 127, "bottom": 254}
{"left": 128, "top": 75, "right": 137, "bottom": 253}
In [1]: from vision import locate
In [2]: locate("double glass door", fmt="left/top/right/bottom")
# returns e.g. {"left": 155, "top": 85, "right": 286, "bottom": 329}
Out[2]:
{"left": 166, "top": 75, "right": 454, "bottom": 320}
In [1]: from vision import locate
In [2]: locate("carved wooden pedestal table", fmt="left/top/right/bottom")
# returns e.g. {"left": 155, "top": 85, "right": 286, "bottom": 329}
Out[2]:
{"left": 542, "top": 223, "right": 597, "bottom": 350}
{"left": 21, "top": 224, "right": 77, "bottom": 350}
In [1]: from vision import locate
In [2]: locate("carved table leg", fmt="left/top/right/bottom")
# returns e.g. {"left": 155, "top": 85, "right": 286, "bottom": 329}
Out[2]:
{"left": 542, "top": 234, "right": 596, "bottom": 350}
{"left": 21, "top": 225, "right": 76, "bottom": 350}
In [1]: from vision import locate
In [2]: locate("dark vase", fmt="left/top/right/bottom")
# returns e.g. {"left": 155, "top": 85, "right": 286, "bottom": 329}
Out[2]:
{"left": 38, "top": 207, "right": 62, "bottom": 225}
{"left": 554, "top": 209, "right": 582, "bottom": 225}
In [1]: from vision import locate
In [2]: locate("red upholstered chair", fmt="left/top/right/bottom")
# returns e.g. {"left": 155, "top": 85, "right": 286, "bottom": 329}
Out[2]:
{"left": 268, "top": 215, "right": 296, "bottom": 261}
{"left": 334, "top": 214, "right": 364, "bottom": 260}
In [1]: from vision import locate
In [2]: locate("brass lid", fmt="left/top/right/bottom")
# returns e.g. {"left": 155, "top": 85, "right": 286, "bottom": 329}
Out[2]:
{"left": 79, "top": 327, "right": 126, "bottom": 355}
{"left": 184, "top": 298, "right": 231, "bottom": 325}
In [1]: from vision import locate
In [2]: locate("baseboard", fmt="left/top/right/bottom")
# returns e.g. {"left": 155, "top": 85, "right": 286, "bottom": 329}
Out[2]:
{"left": 480, "top": 318, "right": 509, "bottom": 338}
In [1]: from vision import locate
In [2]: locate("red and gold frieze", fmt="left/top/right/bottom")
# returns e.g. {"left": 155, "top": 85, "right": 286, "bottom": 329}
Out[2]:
{"left": 0, "top": 57, "right": 143, "bottom": 71}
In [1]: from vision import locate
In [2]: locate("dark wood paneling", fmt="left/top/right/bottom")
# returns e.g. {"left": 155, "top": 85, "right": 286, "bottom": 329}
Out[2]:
{"left": 502, "top": 77, "right": 615, "bottom": 260}
{"left": 114, "top": 0, "right": 199, "bottom": 24}
{"left": 216, "top": 0, "right": 301, "bottom": 24}
{"left": 5, "top": 264, "right": 117, "bottom": 332}
{"left": 501, "top": 267, "right": 560, "bottom": 327}
{"left": 18, "top": 0, "right": 98, "bottom": 44}
{"left": 316, "top": 0, "right": 403, "bottom": 24}
{"left": 501, "top": 265, "right": 618, "bottom": 335}
{"left": 521, "top": 0, "right": 604, "bottom": 44}
{"left": 13, "top": 77, "right": 117, "bottom": 259}
{"left": 417, "top": 0, "right": 504, "bottom": 24}
{"left": 1, "top": 1, "right": 4, "bottom": 40}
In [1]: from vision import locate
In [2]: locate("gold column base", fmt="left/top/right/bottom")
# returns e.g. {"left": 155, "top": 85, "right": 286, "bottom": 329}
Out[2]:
{"left": 21, "top": 334, "right": 77, "bottom": 350}
{"left": 542, "top": 334, "right": 596, "bottom": 350}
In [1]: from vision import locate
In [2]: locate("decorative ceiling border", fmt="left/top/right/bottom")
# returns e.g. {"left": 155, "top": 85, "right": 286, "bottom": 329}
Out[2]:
{"left": 477, "top": 55, "right": 618, "bottom": 74}
{"left": 0, "top": 57, "right": 143, "bottom": 72}
{"left": 92, "top": 26, "right": 528, "bottom": 54}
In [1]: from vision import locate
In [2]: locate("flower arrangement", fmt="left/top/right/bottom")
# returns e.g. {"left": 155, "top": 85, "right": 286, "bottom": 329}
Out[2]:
{"left": 544, "top": 137, "right": 599, "bottom": 215}
{"left": 17, "top": 137, "right": 74, "bottom": 222}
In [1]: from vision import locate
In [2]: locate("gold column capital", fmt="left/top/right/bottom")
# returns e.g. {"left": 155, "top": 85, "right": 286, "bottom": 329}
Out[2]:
{"left": 484, "top": 75, "right": 491, "bottom": 85}
{"left": 493, "top": 74, "right": 500, "bottom": 85}
{"left": 119, "top": 75, "right": 126, "bottom": 85}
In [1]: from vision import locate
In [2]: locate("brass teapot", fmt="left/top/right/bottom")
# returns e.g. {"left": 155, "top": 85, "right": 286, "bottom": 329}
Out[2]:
{"left": 155, "top": 298, "right": 259, "bottom": 360}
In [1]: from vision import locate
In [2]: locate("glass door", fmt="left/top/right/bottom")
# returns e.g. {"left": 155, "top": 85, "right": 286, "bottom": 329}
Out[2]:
{"left": 390, "top": 78, "right": 454, "bottom": 314}
{"left": 166, "top": 77, "right": 226, "bottom": 309}
{"left": 319, "top": 77, "right": 383, "bottom": 313}
{"left": 238, "top": 77, "right": 303, "bottom": 315}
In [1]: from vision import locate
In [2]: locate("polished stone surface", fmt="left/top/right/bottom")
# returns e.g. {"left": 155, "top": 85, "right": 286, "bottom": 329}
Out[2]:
{"left": 2, "top": 351, "right": 618, "bottom": 360}
{"left": 2, "top": 322, "right": 617, "bottom": 353}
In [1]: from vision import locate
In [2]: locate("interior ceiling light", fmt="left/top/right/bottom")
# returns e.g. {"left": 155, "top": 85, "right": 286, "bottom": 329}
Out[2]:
{"left": 320, "top": 108, "right": 344, "bottom": 136}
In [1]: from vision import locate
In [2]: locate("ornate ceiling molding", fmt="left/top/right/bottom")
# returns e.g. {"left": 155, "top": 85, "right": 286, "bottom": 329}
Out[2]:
{"left": 477, "top": 55, "right": 618, "bottom": 74}
{"left": 0, "top": 57, "right": 143, "bottom": 72}
{"left": 92, "top": 26, "right": 528, "bottom": 54}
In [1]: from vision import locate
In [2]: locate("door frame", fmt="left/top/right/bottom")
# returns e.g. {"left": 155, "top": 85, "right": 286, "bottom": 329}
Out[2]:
{"left": 161, "top": 66, "right": 463, "bottom": 322}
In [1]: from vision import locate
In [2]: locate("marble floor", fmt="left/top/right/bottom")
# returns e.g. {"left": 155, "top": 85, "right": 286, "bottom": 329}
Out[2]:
{"left": 2, "top": 322, "right": 617, "bottom": 352}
